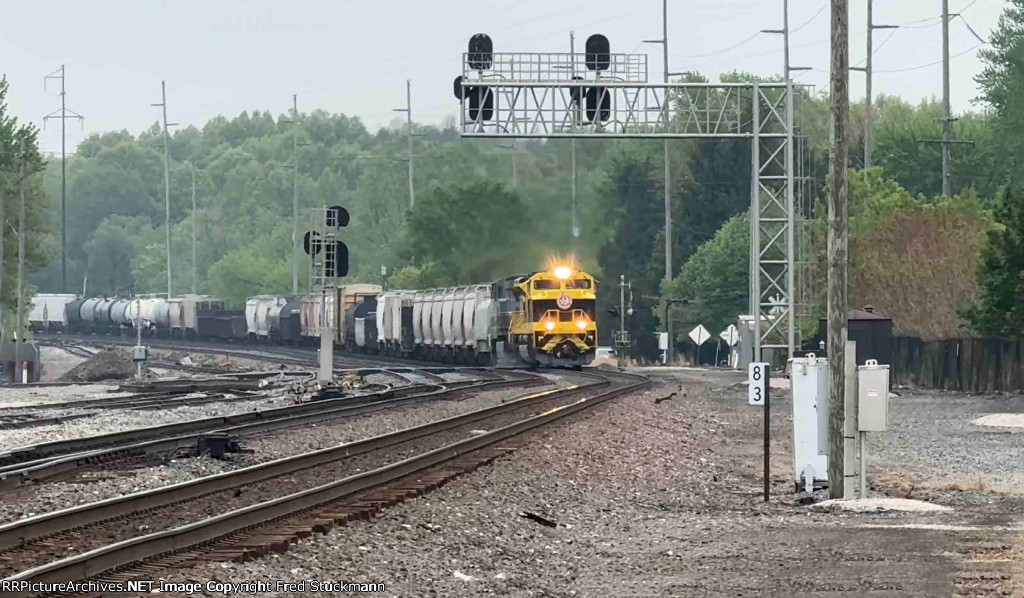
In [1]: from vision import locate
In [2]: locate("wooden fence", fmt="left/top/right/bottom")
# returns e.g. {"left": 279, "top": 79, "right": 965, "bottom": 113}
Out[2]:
{"left": 893, "top": 337, "right": 1024, "bottom": 393}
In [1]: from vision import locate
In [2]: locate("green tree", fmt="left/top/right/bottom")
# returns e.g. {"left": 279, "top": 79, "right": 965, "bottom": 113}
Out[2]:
{"left": 84, "top": 216, "right": 155, "bottom": 296}
{"left": 663, "top": 212, "right": 749, "bottom": 339}
{"left": 0, "top": 77, "right": 49, "bottom": 319}
{"left": 403, "top": 180, "right": 535, "bottom": 285}
{"left": 975, "top": 0, "right": 1024, "bottom": 187}
{"left": 962, "top": 186, "right": 1024, "bottom": 336}
{"left": 596, "top": 149, "right": 665, "bottom": 361}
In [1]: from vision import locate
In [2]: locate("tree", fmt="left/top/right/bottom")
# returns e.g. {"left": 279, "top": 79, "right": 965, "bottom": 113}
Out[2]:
{"left": 976, "top": 0, "right": 1024, "bottom": 186}
{"left": 663, "top": 212, "right": 749, "bottom": 340}
{"left": 596, "top": 149, "right": 665, "bottom": 361}
{"left": 84, "top": 216, "right": 155, "bottom": 296}
{"left": 0, "top": 77, "right": 49, "bottom": 319}
{"left": 962, "top": 186, "right": 1024, "bottom": 336}
{"left": 804, "top": 169, "right": 994, "bottom": 339}
{"left": 403, "top": 180, "right": 535, "bottom": 285}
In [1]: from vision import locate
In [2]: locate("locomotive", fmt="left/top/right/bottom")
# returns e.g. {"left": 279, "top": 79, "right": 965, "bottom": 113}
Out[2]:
{"left": 31, "top": 265, "right": 598, "bottom": 369}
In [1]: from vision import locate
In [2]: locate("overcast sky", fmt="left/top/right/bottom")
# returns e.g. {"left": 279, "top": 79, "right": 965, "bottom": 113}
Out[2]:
{"left": 1, "top": 0, "right": 1006, "bottom": 156}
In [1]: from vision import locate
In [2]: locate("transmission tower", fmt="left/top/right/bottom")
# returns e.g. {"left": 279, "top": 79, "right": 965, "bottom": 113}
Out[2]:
{"left": 43, "top": 65, "right": 84, "bottom": 294}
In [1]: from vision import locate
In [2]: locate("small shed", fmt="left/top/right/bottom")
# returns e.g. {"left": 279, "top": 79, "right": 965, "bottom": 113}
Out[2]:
{"left": 816, "top": 307, "right": 894, "bottom": 367}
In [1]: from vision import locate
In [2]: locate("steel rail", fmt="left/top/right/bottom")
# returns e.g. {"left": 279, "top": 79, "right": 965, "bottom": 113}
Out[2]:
{"left": 4, "top": 371, "right": 647, "bottom": 594}
{"left": 0, "top": 376, "right": 542, "bottom": 488}
{"left": 0, "top": 375, "right": 605, "bottom": 551}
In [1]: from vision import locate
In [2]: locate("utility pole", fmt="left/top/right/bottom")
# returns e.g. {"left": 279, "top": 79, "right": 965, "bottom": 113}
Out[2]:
{"left": 43, "top": 66, "right": 83, "bottom": 294}
{"left": 190, "top": 165, "right": 197, "bottom": 295}
{"left": 14, "top": 139, "right": 26, "bottom": 384}
{"left": 850, "top": 1, "right": 897, "bottom": 168}
{"left": 292, "top": 94, "right": 299, "bottom": 295}
{"left": 941, "top": 0, "right": 952, "bottom": 197}
{"left": 152, "top": 81, "right": 176, "bottom": 298}
{"left": 827, "top": 0, "right": 850, "bottom": 499}
{"left": 393, "top": 81, "right": 415, "bottom": 209}
{"left": 570, "top": 31, "right": 580, "bottom": 243}
{"left": 643, "top": 0, "right": 674, "bottom": 365}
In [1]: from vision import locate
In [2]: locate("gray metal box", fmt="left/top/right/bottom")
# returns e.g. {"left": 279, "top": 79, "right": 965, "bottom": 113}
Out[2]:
{"left": 857, "top": 360, "right": 889, "bottom": 432}
{"left": 132, "top": 345, "right": 149, "bottom": 362}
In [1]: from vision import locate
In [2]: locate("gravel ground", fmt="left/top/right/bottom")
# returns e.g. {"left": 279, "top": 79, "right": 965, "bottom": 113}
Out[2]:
{"left": 0, "top": 381, "right": 559, "bottom": 525}
{"left": 0, "top": 384, "right": 127, "bottom": 409}
{"left": 147, "top": 368, "right": 1021, "bottom": 598}
{"left": 0, "top": 393, "right": 297, "bottom": 453}
{"left": 868, "top": 389, "right": 1024, "bottom": 496}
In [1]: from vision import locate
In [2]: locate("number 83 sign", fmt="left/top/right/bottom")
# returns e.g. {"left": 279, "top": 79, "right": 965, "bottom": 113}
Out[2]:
{"left": 748, "top": 362, "right": 769, "bottom": 406}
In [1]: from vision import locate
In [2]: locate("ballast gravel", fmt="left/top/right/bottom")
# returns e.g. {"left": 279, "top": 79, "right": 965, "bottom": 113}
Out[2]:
{"left": 154, "top": 370, "right": 1023, "bottom": 598}
{"left": 0, "top": 384, "right": 127, "bottom": 409}
{"left": 0, "top": 394, "right": 295, "bottom": 454}
{"left": 0, "top": 382, "right": 557, "bottom": 525}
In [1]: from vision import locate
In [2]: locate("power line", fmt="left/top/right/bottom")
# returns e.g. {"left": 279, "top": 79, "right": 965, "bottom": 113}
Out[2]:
{"left": 671, "top": 31, "right": 761, "bottom": 59}
{"left": 791, "top": 2, "right": 828, "bottom": 34}
{"left": 875, "top": 43, "right": 983, "bottom": 73}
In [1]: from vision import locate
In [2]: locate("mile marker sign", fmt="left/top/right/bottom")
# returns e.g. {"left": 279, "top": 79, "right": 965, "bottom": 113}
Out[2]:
{"left": 748, "top": 362, "right": 768, "bottom": 406}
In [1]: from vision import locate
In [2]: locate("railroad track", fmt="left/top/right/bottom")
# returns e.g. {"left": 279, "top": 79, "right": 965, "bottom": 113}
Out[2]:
{"left": 0, "top": 371, "right": 541, "bottom": 490}
{"left": 36, "top": 332, "right": 469, "bottom": 371}
{"left": 0, "top": 369, "right": 647, "bottom": 597}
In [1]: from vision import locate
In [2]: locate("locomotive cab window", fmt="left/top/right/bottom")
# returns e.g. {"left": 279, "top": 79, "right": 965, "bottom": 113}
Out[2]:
{"left": 533, "top": 279, "right": 560, "bottom": 290}
{"left": 565, "top": 278, "right": 591, "bottom": 289}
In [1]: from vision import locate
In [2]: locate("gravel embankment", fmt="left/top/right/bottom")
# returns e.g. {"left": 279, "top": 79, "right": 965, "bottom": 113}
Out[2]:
{"left": 0, "top": 381, "right": 558, "bottom": 525}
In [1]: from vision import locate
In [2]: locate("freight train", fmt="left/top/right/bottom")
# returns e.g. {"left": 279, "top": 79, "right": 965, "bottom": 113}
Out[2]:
{"left": 30, "top": 266, "right": 598, "bottom": 368}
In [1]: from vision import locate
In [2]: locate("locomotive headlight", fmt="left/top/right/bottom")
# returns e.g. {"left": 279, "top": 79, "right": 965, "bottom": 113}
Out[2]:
{"left": 545, "top": 320, "right": 556, "bottom": 331}
{"left": 553, "top": 266, "right": 572, "bottom": 280}
{"left": 576, "top": 319, "right": 587, "bottom": 330}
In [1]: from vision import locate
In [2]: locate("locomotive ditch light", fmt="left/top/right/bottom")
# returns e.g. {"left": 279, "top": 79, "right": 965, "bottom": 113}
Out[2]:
{"left": 553, "top": 266, "right": 572, "bottom": 279}
{"left": 545, "top": 320, "right": 556, "bottom": 331}
{"left": 576, "top": 320, "right": 587, "bottom": 330}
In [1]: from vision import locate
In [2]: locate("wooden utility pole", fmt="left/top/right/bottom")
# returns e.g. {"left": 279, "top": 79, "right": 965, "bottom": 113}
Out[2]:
{"left": 828, "top": 0, "right": 849, "bottom": 499}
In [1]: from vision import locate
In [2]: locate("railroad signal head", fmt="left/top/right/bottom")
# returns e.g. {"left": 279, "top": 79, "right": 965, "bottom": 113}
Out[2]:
{"left": 585, "top": 87, "right": 610, "bottom": 122}
{"left": 326, "top": 241, "right": 349, "bottom": 278}
{"left": 453, "top": 76, "right": 465, "bottom": 100}
{"left": 303, "top": 231, "right": 322, "bottom": 256}
{"left": 468, "top": 87, "right": 494, "bottom": 122}
{"left": 326, "top": 205, "right": 350, "bottom": 228}
{"left": 468, "top": 33, "right": 493, "bottom": 70}
{"left": 585, "top": 34, "right": 610, "bottom": 71}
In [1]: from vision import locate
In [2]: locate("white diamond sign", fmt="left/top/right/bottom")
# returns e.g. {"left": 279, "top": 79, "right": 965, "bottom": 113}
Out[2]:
{"left": 688, "top": 324, "right": 710, "bottom": 346}
{"left": 719, "top": 324, "right": 739, "bottom": 346}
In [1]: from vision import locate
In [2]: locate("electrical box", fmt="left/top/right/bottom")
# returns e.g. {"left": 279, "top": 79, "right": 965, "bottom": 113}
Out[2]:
{"left": 790, "top": 354, "right": 829, "bottom": 489}
{"left": 132, "top": 345, "right": 149, "bottom": 362}
{"left": 857, "top": 359, "right": 889, "bottom": 432}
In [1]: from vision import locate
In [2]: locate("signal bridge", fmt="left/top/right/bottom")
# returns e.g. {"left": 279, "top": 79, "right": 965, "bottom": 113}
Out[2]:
{"left": 455, "top": 36, "right": 799, "bottom": 358}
